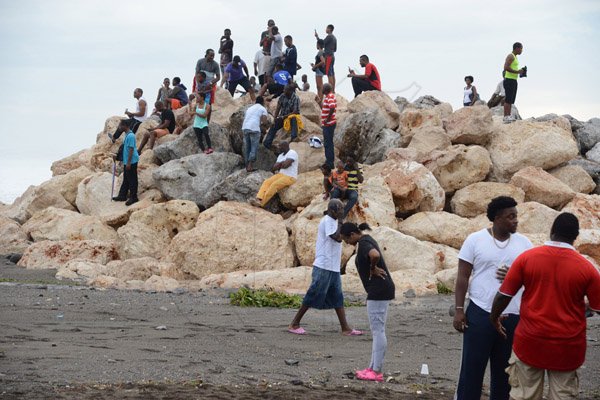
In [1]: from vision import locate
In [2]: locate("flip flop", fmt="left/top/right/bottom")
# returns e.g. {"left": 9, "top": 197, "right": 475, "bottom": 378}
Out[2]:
{"left": 343, "top": 329, "right": 363, "bottom": 336}
{"left": 288, "top": 327, "right": 306, "bottom": 335}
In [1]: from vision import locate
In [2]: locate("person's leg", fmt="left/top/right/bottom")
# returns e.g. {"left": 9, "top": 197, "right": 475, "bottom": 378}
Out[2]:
{"left": 227, "top": 80, "right": 237, "bottom": 97}
{"left": 127, "top": 163, "right": 138, "bottom": 203}
{"left": 506, "top": 352, "right": 545, "bottom": 400}
{"left": 290, "top": 267, "right": 330, "bottom": 330}
{"left": 290, "top": 117, "right": 298, "bottom": 141}
{"left": 547, "top": 368, "right": 579, "bottom": 400}
{"left": 489, "top": 313, "right": 519, "bottom": 400}
{"left": 147, "top": 128, "right": 168, "bottom": 150}
{"left": 455, "top": 302, "right": 495, "bottom": 400}
{"left": 316, "top": 75, "right": 323, "bottom": 102}
{"left": 202, "top": 127, "right": 212, "bottom": 150}
{"left": 343, "top": 189, "right": 358, "bottom": 218}
{"left": 260, "top": 174, "right": 295, "bottom": 207}
{"left": 243, "top": 130, "right": 251, "bottom": 167}
{"left": 131, "top": 119, "right": 142, "bottom": 133}
{"left": 367, "top": 300, "right": 389, "bottom": 372}
{"left": 263, "top": 118, "right": 283, "bottom": 149}
{"left": 351, "top": 77, "right": 362, "bottom": 97}
{"left": 247, "top": 131, "right": 260, "bottom": 171}
{"left": 258, "top": 74, "right": 265, "bottom": 86}
{"left": 256, "top": 173, "right": 281, "bottom": 203}
{"left": 322, "top": 124, "right": 335, "bottom": 169}
{"left": 115, "top": 166, "right": 129, "bottom": 200}
{"left": 194, "top": 127, "right": 206, "bottom": 151}
{"left": 330, "top": 187, "right": 343, "bottom": 199}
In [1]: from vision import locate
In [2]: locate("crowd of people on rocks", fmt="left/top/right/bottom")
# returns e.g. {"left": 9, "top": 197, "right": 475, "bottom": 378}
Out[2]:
{"left": 103, "top": 19, "right": 599, "bottom": 397}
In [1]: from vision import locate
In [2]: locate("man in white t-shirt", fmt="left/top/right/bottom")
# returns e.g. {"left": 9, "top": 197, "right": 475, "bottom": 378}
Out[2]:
{"left": 267, "top": 26, "right": 283, "bottom": 76}
{"left": 249, "top": 141, "right": 298, "bottom": 208}
{"left": 288, "top": 199, "right": 362, "bottom": 336}
{"left": 453, "top": 196, "right": 533, "bottom": 400}
{"left": 242, "top": 96, "right": 269, "bottom": 172}
{"left": 254, "top": 49, "right": 270, "bottom": 86}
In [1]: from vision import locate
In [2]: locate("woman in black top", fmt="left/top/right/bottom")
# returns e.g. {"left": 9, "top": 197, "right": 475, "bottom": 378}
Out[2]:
{"left": 341, "top": 222, "right": 395, "bottom": 382}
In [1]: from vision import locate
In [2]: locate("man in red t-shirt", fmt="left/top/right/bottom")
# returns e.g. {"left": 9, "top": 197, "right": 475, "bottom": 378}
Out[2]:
{"left": 490, "top": 213, "right": 600, "bottom": 400}
{"left": 348, "top": 55, "right": 381, "bottom": 97}
{"left": 320, "top": 83, "right": 337, "bottom": 169}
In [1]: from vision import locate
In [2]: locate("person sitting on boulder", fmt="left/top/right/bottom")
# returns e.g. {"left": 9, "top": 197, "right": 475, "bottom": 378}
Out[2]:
{"left": 263, "top": 84, "right": 301, "bottom": 149}
{"left": 301, "top": 74, "right": 310, "bottom": 91}
{"left": 138, "top": 101, "right": 176, "bottom": 153}
{"left": 112, "top": 119, "right": 139, "bottom": 206}
{"left": 257, "top": 64, "right": 292, "bottom": 99}
{"left": 113, "top": 88, "right": 147, "bottom": 140}
{"left": 321, "top": 163, "right": 333, "bottom": 200}
{"left": 249, "top": 141, "right": 298, "bottom": 208}
{"left": 342, "top": 157, "right": 363, "bottom": 218}
{"left": 348, "top": 55, "right": 381, "bottom": 98}
{"left": 330, "top": 160, "right": 349, "bottom": 199}
{"left": 487, "top": 71, "right": 506, "bottom": 108}
{"left": 165, "top": 77, "right": 188, "bottom": 110}
{"left": 156, "top": 78, "right": 171, "bottom": 104}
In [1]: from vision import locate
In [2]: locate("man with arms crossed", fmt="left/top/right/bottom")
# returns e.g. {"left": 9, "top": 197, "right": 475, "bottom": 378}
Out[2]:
{"left": 453, "top": 196, "right": 533, "bottom": 400}
{"left": 491, "top": 213, "right": 600, "bottom": 400}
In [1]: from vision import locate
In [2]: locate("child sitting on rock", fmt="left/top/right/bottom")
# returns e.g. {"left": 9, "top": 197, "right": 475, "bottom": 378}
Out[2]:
{"left": 330, "top": 160, "right": 348, "bottom": 200}
{"left": 321, "top": 163, "right": 333, "bottom": 199}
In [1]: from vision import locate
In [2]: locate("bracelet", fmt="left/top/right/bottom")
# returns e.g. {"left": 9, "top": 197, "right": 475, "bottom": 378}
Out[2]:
{"left": 455, "top": 306, "right": 464, "bottom": 309}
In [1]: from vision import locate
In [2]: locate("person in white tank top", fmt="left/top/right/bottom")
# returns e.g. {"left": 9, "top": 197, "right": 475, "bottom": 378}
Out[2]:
{"left": 125, "top": 88, "right": 147, "bottom": 123}
{"left": 463, "top": 76, "right": 478, "bottom": 107}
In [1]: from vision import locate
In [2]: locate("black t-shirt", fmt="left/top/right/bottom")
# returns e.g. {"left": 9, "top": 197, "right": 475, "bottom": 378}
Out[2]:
{"left": 160, "top": 109, "right": 176, "bottom": 133}
{"left": 355, "top": 235, "right": 395, "bottom": 301}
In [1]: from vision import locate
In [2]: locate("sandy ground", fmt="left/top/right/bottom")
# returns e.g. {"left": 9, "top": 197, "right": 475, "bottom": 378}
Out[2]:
{"left": 1, "top": 258, "right": 599, "bottom": 400}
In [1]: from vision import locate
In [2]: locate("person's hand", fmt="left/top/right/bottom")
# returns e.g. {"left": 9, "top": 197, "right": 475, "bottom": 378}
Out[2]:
{"left": 322, "top": 193, "right": 329, "bottom": 200}
{"left": 518, "top": 68, "right": 524, "bottom": 74}
{"left": 490, "top": 315, "right": 507, "bottom": 339}
{"left": 496, "top": 265, "right": 509, "bottom": 282}
{"left": 125, "top": 164, "right": 131, "bottom": 171}
{"left": 453, "top": 309, "right": 468, "bottom": 332}
{"left": 369, "top": 266, "right": 387, "bottom": 280}
{"left": 314, "top": 30, "right": 318, "bottom": 38}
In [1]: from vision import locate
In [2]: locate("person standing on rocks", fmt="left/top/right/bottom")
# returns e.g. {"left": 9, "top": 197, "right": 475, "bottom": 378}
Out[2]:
{"left": 112, "top": 119, "right": 139, "bottom": 206}
{"left": 138, "top": 101, "right": 176, "bottom": 153}
{"left": 250, "top": 141, "right": 298, "bottom": 208}
{"left": 314, "top": 24, "right": 337, "bottom": 92}
{"left": 267, "top": 26, "right": 283, "bottom": 76}
{"left": 320, "top": 83, "right": 337, "bottom": 169}
{"left": 195, "top": 49, "right": 221, "bottom": 120}
{"left": 453, "top": 196, "right": 533, "bottom": 400}
{"left": 463, "top": 76, "right": 478, "bottom": 107}
{"left": 311, "top": 39, "right": 326, "bottom": 101}
{"left": 260, "top": 19, "right": 275, "bottom": 55}
{"left": 288, "top": 199, "right": 362, "bottom": 336}
{"left": 503, "top": 42, "right": 525, "bottom": 123}
{"left": 192, "top": 94, "right": 213, "bottom": 154}
{"left": 490, "top": 212, "right": 600, "bottom": 400}
{"left": 283, "top": 35, "right": 298, "bottom": 78}
{"left": 263, "top": 84, "right": 301, "bottom": 149}
{"left": 341, "top": 222, "right": 394, "bottom": 381}
{"left": 254, "top": 49, "right": 268, "bottom": 86}
{"left": 242, "top": 96, "right": 269, "bottom": 172}
{"left": 348, "top": 55, "right": 381, "bottom": 97}
{"left": 222, "top": 56, "right": 256, "bottom": 101}
{"left": 218, "top": 28, "right": 234, "bottom": 76}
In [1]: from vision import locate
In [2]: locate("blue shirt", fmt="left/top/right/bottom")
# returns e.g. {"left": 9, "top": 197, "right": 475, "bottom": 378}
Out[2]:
{"left": 123, "top": 131, "right": 139, "bottom": 165}
{"left": 273, "top": 70, "right": 292, "bottom": 85}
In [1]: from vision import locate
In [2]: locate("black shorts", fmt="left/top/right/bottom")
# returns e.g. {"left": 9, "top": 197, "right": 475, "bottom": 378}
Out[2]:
{"left": 228, "top": 76, "right": 252, "bottom": 96}
{"left": 267, "top": 83, "right": 284, "bottom": 97}
{"left": 503, "top": 79, "right": 518, "bottom": 104}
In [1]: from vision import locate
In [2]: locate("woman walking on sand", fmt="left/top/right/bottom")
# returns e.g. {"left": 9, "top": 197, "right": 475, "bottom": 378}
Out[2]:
{"left": 341, "top": 222, "right": 395, "bottom": 382}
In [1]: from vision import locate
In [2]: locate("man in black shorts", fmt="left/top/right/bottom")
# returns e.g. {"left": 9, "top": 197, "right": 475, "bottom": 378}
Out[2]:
{"left": 222, "top": 56, "right": 255, "bottom": 101}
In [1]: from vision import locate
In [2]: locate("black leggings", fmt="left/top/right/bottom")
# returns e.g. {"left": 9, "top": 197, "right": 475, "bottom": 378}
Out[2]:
{"left": 194, "top": 127, "right": 211, "bottom": 151}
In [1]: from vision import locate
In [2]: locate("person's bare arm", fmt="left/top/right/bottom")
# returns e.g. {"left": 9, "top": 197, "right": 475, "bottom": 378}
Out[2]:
{"left": 503, "top": 54, "right": 522, "bottom": 74}
{"left": 126, "top": 100, "right": 146, "bottom": 118}
{"left": 220, "top": 72, "right": 229, "bottom": 88}
{"left": 329, "top": 219, "right": 343, "bottom": 242}
{"left": 243, "top": 65, "right": 250, "bottom": 78}
{"left": 196, "top": 104, "right": 211, "bottom": 118}
{"left": 254, "top": 61, "right": 259, "bottom": 76}
{"left": 490, "top": 292, "right": 512, "bottom": 339}
{"left": 453, "top": 259, "right": 473, "bottom": 333}
{"left": 368, "top": 248, "right": 387, "bottom": 279}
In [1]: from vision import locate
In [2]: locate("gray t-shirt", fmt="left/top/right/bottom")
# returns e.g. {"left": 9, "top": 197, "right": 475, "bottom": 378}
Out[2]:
{"left": 323, "top": 34, "right": 337, "bottom": 56}
{"left": 271, "top": 34, "right": 283, "bottom": 58}
{"left": 195, "top": 58, "right": 221, "bottom": 82}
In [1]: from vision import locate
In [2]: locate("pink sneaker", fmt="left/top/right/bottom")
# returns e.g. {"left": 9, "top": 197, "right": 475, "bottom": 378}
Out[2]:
{"left": 355, "top": 368, "right": 373, "bottom": 379}
{"left": 356, "top": 368, "right": 383, "bottom": 382}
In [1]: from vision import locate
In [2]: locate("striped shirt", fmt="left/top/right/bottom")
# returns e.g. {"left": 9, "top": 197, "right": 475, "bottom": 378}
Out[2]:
{"left": 321, "top": 93, "right": 337, "bottom": 127}
{"left": 346, "top": 167, "right": 362, "bottom": 191}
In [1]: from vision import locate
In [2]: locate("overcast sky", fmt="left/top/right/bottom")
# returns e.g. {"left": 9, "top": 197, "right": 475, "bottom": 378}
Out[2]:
{"left": 0, "top": 0, "right": 599, "bottom": 202}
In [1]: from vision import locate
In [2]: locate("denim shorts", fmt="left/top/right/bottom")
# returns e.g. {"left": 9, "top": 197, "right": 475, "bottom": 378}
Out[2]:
{"left": 302, "top": 266, "right": 344, "bottom": 309}
{"left": 315, "top": 69, "right": 325, "bottom": 77}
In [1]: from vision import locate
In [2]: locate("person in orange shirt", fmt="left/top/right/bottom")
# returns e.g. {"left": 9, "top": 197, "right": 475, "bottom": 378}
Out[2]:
{"left": 330, "top": 160, "right": 348, "bottom": 200}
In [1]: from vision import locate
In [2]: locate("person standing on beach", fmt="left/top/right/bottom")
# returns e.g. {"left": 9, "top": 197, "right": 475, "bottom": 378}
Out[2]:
{"left": 341, "top": 222, "right": 394, "bottom": 382}
{"left": 242, "top": 96, "right": 269, "bottom": 172}
{"left": 490, "top": 213, "right": 600, "bottom": 400}
{"left": 503, "top": 42, "right": 525, "bottom": 123}
{"left": 348, "top": 55, "right": 381, "bottom": 97}
{"left": 219, "top": 28, "right": 234, "bottom": 76}
{"left": 288, "top": 199, "right": 362, "bottom": 337}
{"left": 315, "top": 24, "right": 337, "bottom": 92}
{"left": 320, "top": 83, "right": 336, "bottom": 169}
{"left": 453, "top": 196, "right": 533, "bottom": 400}
{"left": 112, "top": 119, "right": 139, "bottom": 206}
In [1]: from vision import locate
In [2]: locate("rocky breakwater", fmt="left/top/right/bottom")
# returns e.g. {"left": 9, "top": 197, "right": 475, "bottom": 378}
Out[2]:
{"left": 2, "top": 88, "right": 599, "bottom": 296}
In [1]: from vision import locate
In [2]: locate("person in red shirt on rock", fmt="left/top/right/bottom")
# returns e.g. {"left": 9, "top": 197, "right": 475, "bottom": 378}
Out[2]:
{"left": 348, "top": 55, "right": 381, "bottom": 97}
{"left": 491, "top": 212, "right": 600, "bottom": 400}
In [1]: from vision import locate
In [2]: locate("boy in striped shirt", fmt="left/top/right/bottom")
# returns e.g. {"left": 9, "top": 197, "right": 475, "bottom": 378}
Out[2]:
{"left": 321, "top": 83, "right": 336, "bottom": 169}
{"left": 343, "top": 157, "right": 363, "bottom": 218}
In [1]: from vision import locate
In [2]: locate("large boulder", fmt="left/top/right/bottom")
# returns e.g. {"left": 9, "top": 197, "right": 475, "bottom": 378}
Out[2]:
{"left": 333, "top": 108, "right": 388, "bottom": 164}
{"left": 572, "top": 118, "right": 600, "bottom": 154}
{"left": 22, "top": 207, "right": 118, "bottom": 242}
{"left": 296, "top": 91, "right": 323, "bottom": 125}
{"left": 567, "top": 158, "right": 600, "bottom": 194}
{"left": 213, "top": 169, "right": 273, "bottom": 204}
{"left": 153, "top": 124, "right": 233, "bottom": 163}
{"left": 575, "top": 230, "right": 600, "bottom": 265}
{"left": 166, "top": 201, "right": 294, "bottom": 278}
{"left": 349, "top": 175, "right": 399, "bottom": 229}
{"left": 363, "top": 129, "right": 402, "bottom": 165}
{"left": 435, "top": 267, "right": 458, "bottom": 291}
{"left": 279, "top": 169, "right": 324, "bottom": 209}
{"left": 561, "top": 194, "right": 600, "bottom": 230}
{"left": 152, "top": 152, "right": 243, "bottom": 209}
{"left": 586, "top": 142, "right": 600, "bottom": 164}
{"left": 406, "top": 126, "right": 451, "bottom": 161}
{"left": 451, "top": 182, "right": 525, "bottom": 218}
{"left": 509, "top": 166, "right": 575, "bottom": 208}
{"left": 58, "top": 166, "right": 94, "bottom": 206}
{"left": 2, "top": 180, "right": 76, "bottom": 224}
{"left": 55, "top": 260, "right": 107, "bottom": 282}
{"left": 398, "top": 211, "right": 476, "bottom": 249}
{"left": 76, "top": 172, "right": 164, "bottom": 227}
{"left": 397, "top": 107, "right": 445, "bottom": 146}
{"left": 0, "top": 216, "right": 30, "bottom": 254}
{"left": 514, "top": 202, "right": 560, "bottom": 235}
{"left": 17, "top": 239, "right": 120, "bottom": 269}
{"left": 366, "top": 160, "right": 445, "bottom": 214}
{"left": 549, "top": 164, "right": 596, "bottom": 194}
{"left": 116, "top": 200, "right": 199, "bottom": 259}
{"left": 208, "top": 87, "right": 239, "bottom": 127}
{"left": 424, "top": 145, "right": 492, "bottom": 193}
{"left": 347, "top": 91, "right": 400, "bottom": 130}
{"left": 486, "top": 120, "right": 579, "bottom": 182}
{"left": 290, "top": 142, "right": 330, "bottom": 173}
{"left": 51, "top": 149, "right": 92, "bottom": 176}
{"left": 443, "top": 105, "right": 494, "bottom": 145}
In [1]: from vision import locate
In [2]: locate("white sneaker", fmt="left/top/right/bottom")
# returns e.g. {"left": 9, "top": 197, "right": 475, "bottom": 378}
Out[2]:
{"left": 503, "top": 116, "right": 515, "bottom": 124}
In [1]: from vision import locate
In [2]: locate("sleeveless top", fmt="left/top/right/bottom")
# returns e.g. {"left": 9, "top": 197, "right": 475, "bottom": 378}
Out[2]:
{"left": 505, "top": 54, "right": 519, "bottom": 80}
{"left": 193, "top": 104, "right": 208, "bottom": 129}
{"left": 315, "top": 50, "right": 325, "bottom": 74}
{"left": 134, "top": 96, "right": 148, "bottom": 122}
{"left": 463, "top": 86, "right": 473, "bottom": 104}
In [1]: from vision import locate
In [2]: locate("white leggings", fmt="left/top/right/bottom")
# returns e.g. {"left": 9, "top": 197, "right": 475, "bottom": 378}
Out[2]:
{"left": 367, "top": 300, "right": 390, "bottom": 372}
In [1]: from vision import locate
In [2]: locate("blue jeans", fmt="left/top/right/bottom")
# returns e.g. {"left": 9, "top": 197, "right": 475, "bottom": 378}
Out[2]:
{"left": 331, "top": 188, "right": 359, "bottom": 217}
{"left": 243, "top": 129, "right": 260, "bottom": 164}
{"left": 455, "top": 302, "right": 519, "bottom": 400}
{"left": 263, "top": 117, "right": 297, "bottom": 149}
{"left": 322, "top": 124, "right": 336, "bottom": 169}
